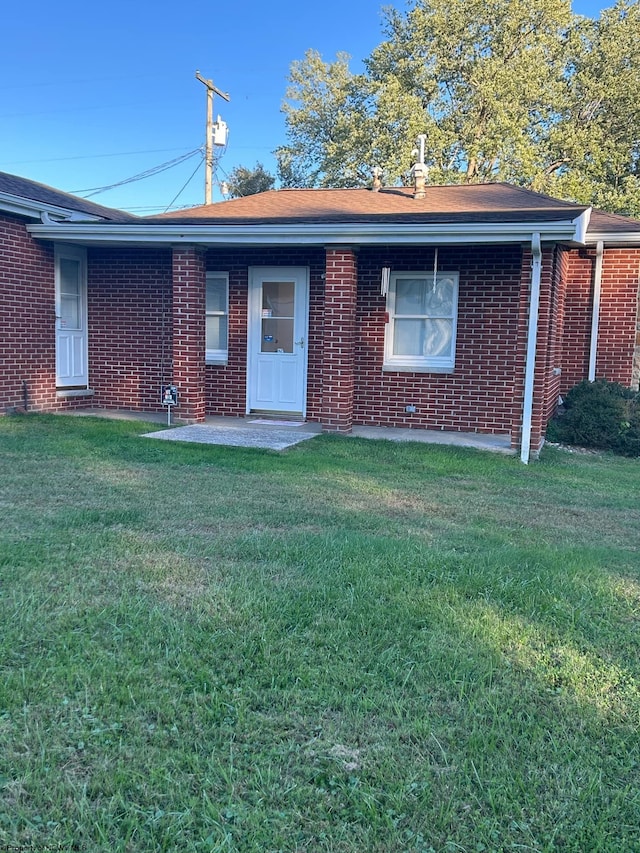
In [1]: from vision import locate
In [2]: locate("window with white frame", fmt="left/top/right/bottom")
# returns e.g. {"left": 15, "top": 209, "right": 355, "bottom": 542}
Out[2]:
{"left": 206, "top": 272, "right": 229, "bottom": 363}
{"left": 384, "top": 271, "right": 459, "bottom": 371}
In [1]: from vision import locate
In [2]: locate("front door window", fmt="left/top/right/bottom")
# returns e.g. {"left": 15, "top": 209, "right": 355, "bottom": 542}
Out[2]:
{"left": 261, "top": 281, "right": 295, "bottom": 353}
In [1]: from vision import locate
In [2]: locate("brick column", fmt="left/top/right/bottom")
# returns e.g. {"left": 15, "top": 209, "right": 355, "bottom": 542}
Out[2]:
{"left": 322, "top": 247, "right": 357, "bottom": 432}
{"left": 172, "top": 246, "right": 206, "bottom": 422}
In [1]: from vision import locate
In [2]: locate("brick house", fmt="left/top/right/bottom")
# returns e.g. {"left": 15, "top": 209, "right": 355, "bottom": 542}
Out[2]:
{"left": 2, "top": 171, "right": 639, "bottom": 462}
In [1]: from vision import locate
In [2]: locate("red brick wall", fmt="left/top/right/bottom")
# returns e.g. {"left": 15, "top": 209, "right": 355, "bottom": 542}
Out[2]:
{"left": 562, "top": 247, "right": 639, "bottom": 392}
{"left": 353, "top": 245, "right": 526, "bottom": 437}
{"left": 172, "top": 246, "right": 206, "bottom": 421}
{"left": 306, "top": 257, "right": 326, "bottom": 423}
{"left": 87, "top": 248, "right": 172, "bottom": 412}
{"left": 598, "top": 249, "right": 639, "bottom": 386}
{"left": 1, "top": 213, "right": 58, "bottom": 413}
{"left": 541, "top": 247, "right": 568, "bottom": 426}
{"left": 322, "top": 248, "right": 357, "bottom": 432}
{"left": 562, "top": 250, "right": 593, "bottom": 391}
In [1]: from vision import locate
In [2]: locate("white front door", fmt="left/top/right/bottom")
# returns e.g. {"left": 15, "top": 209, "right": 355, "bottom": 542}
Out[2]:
{"left": 247, "top": 267, "right": 309, "bottom": 415}
{"left": 55, "top": 246, "right": 88, "bottom": 387}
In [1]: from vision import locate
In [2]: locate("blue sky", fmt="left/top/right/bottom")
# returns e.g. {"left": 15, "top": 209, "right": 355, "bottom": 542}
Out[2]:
{"left": 1, "top": 0, "right": 608, "bottom": 213}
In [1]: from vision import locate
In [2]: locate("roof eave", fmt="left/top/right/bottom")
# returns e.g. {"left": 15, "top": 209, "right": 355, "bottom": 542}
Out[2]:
{"left": 27, "top": 218, "right": 586, "bottom": 247}
{"left": 585, "top": 230, "right": 640, "bottom": 247}
{"left": 0, "top": 191, "right": 105, "bottom": 223}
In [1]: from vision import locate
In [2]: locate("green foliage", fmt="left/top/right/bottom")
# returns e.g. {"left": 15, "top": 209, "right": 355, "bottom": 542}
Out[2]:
{"left": 549, "top": 379, "right": 640, "bottom": 455}
{"left": 537, "top": 0, "right": 640, "bottom": 215}
{"left": 277, "top": 0, "right": 640, "bottom": 215}
{"left": 226, "top": 162, "right": 275, "bottom": 197}
{"left": 276, "top": 51, "right": 376, "bottom": 188}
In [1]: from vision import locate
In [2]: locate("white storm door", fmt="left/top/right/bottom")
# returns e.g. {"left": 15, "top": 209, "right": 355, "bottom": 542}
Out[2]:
{"left": 55, "top": 246, "right": 88, "bottom": 387}
{"left": 247, "top": 267, "right": 309, "bottom": 414}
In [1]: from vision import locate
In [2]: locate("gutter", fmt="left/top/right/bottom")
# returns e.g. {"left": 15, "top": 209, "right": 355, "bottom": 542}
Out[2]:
{"left": 586, "top": 231, "right": 640, "bottom": 247}
{"left": 0, "top": 191, "right": 103, "bottom": 223}
{"left": 520, "top": 232, "right": 542, "bottom": 464}
{"left": 588, "top": 240, "right": 604, "bottom": 382}
{"left": 27, "top": 218, "right": 585, "bottom": 247}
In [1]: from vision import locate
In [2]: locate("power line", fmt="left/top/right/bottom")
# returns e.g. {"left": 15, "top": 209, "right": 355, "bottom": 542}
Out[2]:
{"left": 71, "top": 149, "right": 202, "bottom": 198}
{"left": 163, "top": 153, "right": 206, "bottom": 212}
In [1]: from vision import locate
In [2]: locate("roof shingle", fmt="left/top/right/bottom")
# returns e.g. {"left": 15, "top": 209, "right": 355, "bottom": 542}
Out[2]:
{"left": 0, "top": 172, "right": 135, "bottom": 222}
{"left": 142, "top": 183, "right": 591, "bottom": 226}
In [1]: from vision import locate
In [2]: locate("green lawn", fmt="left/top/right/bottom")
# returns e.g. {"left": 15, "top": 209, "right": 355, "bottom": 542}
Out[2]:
{"left": 1, "top": 414, "right": 639, "bottom": 853}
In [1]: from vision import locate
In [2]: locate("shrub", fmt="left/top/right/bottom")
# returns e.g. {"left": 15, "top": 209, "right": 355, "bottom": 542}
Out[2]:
{"left": 548, "top": 379, "right": 640, "bottom": 456}
{"left": 616, "top": 404, "right": 640, "bottom": 457}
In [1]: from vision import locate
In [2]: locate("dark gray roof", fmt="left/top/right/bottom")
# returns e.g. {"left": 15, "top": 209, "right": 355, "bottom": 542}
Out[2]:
{"left": 140, "top": 183, "right": 590, "bottom": 226}
{"left": 587, "top": 207, "right": 640, "bottom": 234}
{"left": 0, "top": 172, "right": 136, "bottom": 222}
{"left": 140, "top": 184, "right": 640, "bottom": 239}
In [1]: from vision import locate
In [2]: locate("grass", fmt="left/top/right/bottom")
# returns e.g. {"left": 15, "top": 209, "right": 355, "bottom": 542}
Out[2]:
{"left": 0, "top": 413, "right": 639, "bottom": 852}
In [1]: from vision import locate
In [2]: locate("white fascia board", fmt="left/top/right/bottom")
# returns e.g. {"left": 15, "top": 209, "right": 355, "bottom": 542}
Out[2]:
{"left": 27, "top": 219, "right": 583, "bottom": 246}
{"left": 585, "top": 231, "right": 640, "bottom": 247}
{"left": 0, "top": 192, "right": 103, "bottom": 223}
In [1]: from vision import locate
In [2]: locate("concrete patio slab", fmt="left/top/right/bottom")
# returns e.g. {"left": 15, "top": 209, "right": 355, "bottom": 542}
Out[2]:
{"left": 142, "top": 420, "right": 321, "bottom": 451}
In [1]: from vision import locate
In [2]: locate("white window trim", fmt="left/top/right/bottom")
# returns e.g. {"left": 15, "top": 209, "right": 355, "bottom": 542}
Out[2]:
{"left": 205, "top": 271, "right": 229, "bottom": 365}
{"left": 383, "top": 270, "right": 459, "bottom": 373}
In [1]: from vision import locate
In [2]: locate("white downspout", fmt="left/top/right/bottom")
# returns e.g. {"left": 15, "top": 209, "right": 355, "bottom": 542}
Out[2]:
{"left": 588, "top": 240, "right": 604, "bottom": 382}
{"left": 521, "top": 233, "right": 542, "bottom": 464}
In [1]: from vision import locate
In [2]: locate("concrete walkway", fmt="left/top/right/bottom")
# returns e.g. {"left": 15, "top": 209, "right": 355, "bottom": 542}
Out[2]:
{"left": 351, "top": 424, "right": 513, "bottom": 453}
{"left": 70, "top": 409, "right": 514, "bottom": 454}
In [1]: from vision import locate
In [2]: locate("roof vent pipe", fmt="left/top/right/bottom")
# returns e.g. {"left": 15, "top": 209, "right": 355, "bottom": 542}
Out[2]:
{"left": 372, "top": 166, "right": 383, "bottom": 191}
{"left": 411, "top": 134, "right": 428, "bottom": 199}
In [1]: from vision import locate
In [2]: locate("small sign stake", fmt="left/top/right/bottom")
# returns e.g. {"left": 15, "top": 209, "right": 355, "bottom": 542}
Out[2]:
{"left": 162, "top": 385, "right": 178, "bottom": 426}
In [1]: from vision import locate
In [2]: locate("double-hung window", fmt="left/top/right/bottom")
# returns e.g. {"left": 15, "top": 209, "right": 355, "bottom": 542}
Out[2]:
{"left": 206, "top": 272, "right": 229, "bottom": 364}
{"left": 384, "top": 271, "right": 459, "bottom": 372}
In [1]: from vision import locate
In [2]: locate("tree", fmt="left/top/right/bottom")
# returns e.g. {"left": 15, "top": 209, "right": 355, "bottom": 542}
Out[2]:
{"left": 538, "top": 0, "right": 640, "bottom": 215}
{"left": 275, "top": 0, "right": 640, "bottom": 215}
{"left": 277, "top": 0, "right": 573, "bottom": 188}
{"left": 366, "top": 0, "right": 573, "bottom": 185}
{"left": 225, "top": 163, "right": 275, "bottom": 197}
{"left": 276, "top": 51, "right": 376, "bottom": 188}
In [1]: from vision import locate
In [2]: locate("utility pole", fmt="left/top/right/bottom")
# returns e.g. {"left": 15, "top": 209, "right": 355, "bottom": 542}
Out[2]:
{"left": 195, "top": 70, "right": 230, "bottom": 204}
